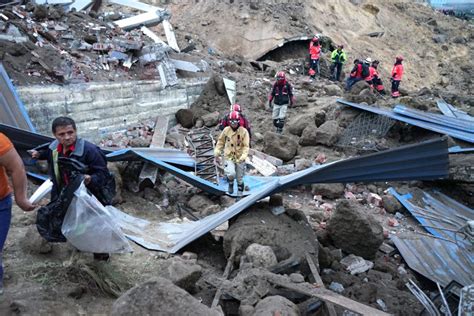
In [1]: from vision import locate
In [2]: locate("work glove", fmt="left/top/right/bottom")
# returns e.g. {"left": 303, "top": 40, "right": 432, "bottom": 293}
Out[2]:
{"left": 268, "top": 101, "right": 273, "bottom": 108}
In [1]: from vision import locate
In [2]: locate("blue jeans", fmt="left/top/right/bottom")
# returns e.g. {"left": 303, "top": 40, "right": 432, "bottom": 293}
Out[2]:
{"left": 0, "top": 194, "right": 12, "bottom": 287}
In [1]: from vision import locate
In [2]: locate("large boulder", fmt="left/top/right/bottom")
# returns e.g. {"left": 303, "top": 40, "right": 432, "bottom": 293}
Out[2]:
{"left": 252, "top": 296, "right": 299, "bottom": 316}
{"left": 111, "top": 278, "right": 221, "bottom": 316}
{"left": 175, "top": 109, "right": 195, "bottom": 128}
{"left": 313, "top": 120, "right": 340, "bottom": 146}
{"left": 288, "top": 114, "right": 313, "bottom": 136}
{"left": 162, "top": 257, "right": 202, "bottom": 292}
{"left": 324, "top": 84, "right": 343, "bottom": 96}
{"left": 299, "top": 125, "right": 318, "bottom": 146}
{"left": 201, "top": 111, "right": 220, "bottom": 127}
{"left": 263, "top": 132, "right": 298, "bottom": 161}
{"left": 327, "top": 199, "right": 383, "bottom": 259}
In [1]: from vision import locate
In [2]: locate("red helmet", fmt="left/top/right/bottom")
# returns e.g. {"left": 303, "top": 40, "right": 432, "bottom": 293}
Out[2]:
{"left": 229, "top": 110, "right": 240, "bottom": 122}
{"left": 232, "top": 103, "right": 241, "bottom": 112}
{"left": 396, "top": 55, "right": 404, "bottom": 61}
{"left": 276, "top": 71, "right": 286, "bottom": 81}
{"left": 312, "top": 35, "right": 319, "bottom": 42}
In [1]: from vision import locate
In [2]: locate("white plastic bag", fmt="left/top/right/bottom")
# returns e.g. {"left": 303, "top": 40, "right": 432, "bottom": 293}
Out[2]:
{"left": 61, "top": 183, "right": 132, "bottom": 253}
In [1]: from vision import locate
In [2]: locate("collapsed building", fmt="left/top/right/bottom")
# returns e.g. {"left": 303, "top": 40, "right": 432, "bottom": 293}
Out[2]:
{"left": 0, "top": 0, "right": 473, "bottom": 315}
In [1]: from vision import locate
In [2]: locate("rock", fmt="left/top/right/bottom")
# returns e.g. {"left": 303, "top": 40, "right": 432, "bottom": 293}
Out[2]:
{"left": 452, "top": 36, "right": 467, "bottom": 44}
{"left": 201, "top": 204, "right": 220, "bottom": 216}
{"left": 311, "top": 183, "right": 345, "bottom": 199}
{"left": 432, "top": 34, "right": 447, "bottom": 43}
{"left": 327, "top": 200, "right": 384, "bottom": 259}
{"left": 382, "top": 194, "right": 402, "bottom": 214}
{"left": 299, "top": 125, "right": 319, "bottom": 146}
{"left": 288, "top": 114, "right": 313, "bottom": 136}
{"left": 245, "top": 243, "right": 278, "bottom": 268}
{"left": 129, "top": 137, "right": 151, "bottom": 147}
{"left": 187, "top": 194, "right": 214, "bottom": 212}
{"left": 263, "top": 132, "right": 298, "bottom": 161}
{"left": 175, "top": 109, "right": 195, "bottom": 128}
{"left": 252, "top": 296, "right": 299, "bottom": 316}
{"left": 201, "top": 111, "right": 220, "bottom": 127}
{"left": 314, "top": 120, "right": 340, "bottom": 146}
{"left": 329, "top": 282, "right": 344, "bottom": 293}
{"left": 111, "top": 278, "right": 220, "bottom": 316}
{"left": 21, "top": 225, "right": 52, "bottom": 254}
{"left": 181, "top": 252, "right": 198, "bottom": 260}
{"left": 239, "top": 304, "right": 255, "bottom": 316}
{"left": 213, "top": 75, "right": 226, "bottom": 96}
{"left": 340, "top": 254, "right": 374, "bottom": 275}
{"left": 164, "top": 258, "right": 202, "bottom": 292}
{"left": 324, "top": 84, "right": 343, "bottom": 96}
{"left": 294, "top": 158, "right": 312, "bottom": 171}
{"left": 289, "top": 273, "right": 305, "bottom": 283}
{"left": 314, "top": 110, "right": 326, "bottom": 127}
{"left": 269, "top": 194, "right": 283, "bottom": 207}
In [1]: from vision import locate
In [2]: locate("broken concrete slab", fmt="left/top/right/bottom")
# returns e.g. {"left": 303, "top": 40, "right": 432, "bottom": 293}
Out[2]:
{"left": 114, "top": 10, "right": 168, "bottom": 30}
{"left": 141, "top": 25, "right": 169, "bottom": 47}
{"left": 163, "top": 20, "right": 180, "bottom": 52}
{"left": 223, "top": 77, "right": 236, "bottom": 105}
{"left": 170, "top": 58, "right": 201, "bottom": 72}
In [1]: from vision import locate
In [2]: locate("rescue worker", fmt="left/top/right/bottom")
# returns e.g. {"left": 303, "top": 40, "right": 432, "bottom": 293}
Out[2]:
{"left": 214, "top": 110, "right": 250, "bottom": 197}
{"left": 330, "top": 44, "right": 347, "bottom": 81}
{"left": 219, "top": 103, "right": 251, "bottom": 139}
{"left": 30, "top": 116, "right": 115, "bottom": 261}
{"left": 0, "top": 133, "right": 36, "bottom": 295}
{"left": 268, "top": 71, "right": 295, "bottom": 134}
{"left": 308, "top": 35, "right": 321, "bottom": 80}
{"left": 345, "top": 58, "right": 371, "bottom": 91}
{"left": 368, "top": 60, "right": 385, "bottom": 95}
{"left": 391, "top": 56, "right": 404, "bottom": 98}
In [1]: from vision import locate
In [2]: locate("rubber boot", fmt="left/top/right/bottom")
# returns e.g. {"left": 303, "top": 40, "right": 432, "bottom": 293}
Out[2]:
{"left": 236, "top": 183, "right": 244, "bottom": 201}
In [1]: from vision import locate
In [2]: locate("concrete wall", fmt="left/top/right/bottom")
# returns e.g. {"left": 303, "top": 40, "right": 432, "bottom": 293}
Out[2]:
{"left": 16, "top": 78, "right": 207, "bottom": 142}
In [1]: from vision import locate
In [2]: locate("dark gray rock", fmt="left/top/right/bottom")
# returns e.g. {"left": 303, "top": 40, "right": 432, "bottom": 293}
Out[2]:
{"left": 328, "top": 199, "right": 384, "bottom": 259}
{"left": 175, "top": 109, "right": 195, "bottom": 128}
{"left": 311, "top": 183, "right": 345, "bottom": 199}
{"left": 382, "top": 194, "right": 403, "bottom": 214}
{"left": 201, "top": 111, "right": 220, "bottom": 127}
{"left": 252, "top": 296, "right": 299, "bottom": 316}
{"left": 313, "top": 120, "right": 340, "bottom": 146}
{"left": 263, "top": 132, "right": 298, "bottom": 161}
{"left": 288, "top": 114, "right": 313, "bottom": 136}
{"left": 187, "top": 194, "right": 215, "bottom": 212}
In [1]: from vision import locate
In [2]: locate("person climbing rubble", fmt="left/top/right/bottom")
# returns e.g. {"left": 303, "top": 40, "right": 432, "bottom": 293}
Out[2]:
{"left": 214, "top": 110, "right": 250, "bottom": 197}
{"left": 0, "top": 133, "right": 36, "bottom": 295}
{"left": 29, "top": 116, "right": 116, "bottom": 261}
{"left": 345, "top": 58, "right": 371, "bottom": 91}
{"left": 330, "top": 44, "right": 347, "bottom": 81}
{"left": 268, "top": 71, "right": 295, "bottom": 134}
{"left": 391, "top": 55, "right": 404, "bottom": 98}
{"left": 368, "top": 60, "right": 385, "bottom": 95}
{"left": 219, "top": 103, "right": 252, "bottom": 140}
{"left": 308, "top": 35, "right": 321, "bottom": 80}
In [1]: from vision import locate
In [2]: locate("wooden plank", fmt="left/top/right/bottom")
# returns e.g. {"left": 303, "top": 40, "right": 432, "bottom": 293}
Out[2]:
{"left": 223, "top": 78, "right": 236, "bottom": 105}
{"left": 150, "top": 116, "right": 169, "bottom": 148}
{"left": 139, "top": 116, "right": 168, "bottom": 186}
{"left": 246, "top": 155, "right": 277, "bottom": 177}
{"left": 249, "top": 148, "right": 283, "bottom": 166}
{"left": 266, "top": 273, "right": 390, "bottom": 316}
{"left": 163, "top": 20, "right": 180, "bottom": 52}
{"left": 305, "top": 253, "right": 337, "bottom": 316}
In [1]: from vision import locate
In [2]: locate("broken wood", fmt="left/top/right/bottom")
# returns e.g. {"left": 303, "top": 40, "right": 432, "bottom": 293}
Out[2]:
{"left": 265, "top": 272, "right": 390, "bottom": 316}
{"left": 249, "top": 148, "right": 283, "bottom": 166}
{"left": 211, "top": 251, "right": 235, "bottom": 308}
{"left": 246, "top": 154, "right": 277, "bottom": 177}
{"left": 138, "top": 116, "right": 169, "bottom": 187}
{"left": 305, "top": 252, "right": 337, "bottom": 316}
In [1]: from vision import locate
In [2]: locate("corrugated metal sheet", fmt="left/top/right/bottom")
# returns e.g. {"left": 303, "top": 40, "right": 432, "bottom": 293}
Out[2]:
{"left": 394, "top": 105, "right": 474, "bottom": 133}
{"left": 437, "top": 99, "right": 474, "bottom": 122}
{"left": 0, "top": 63, "right": 36, "bottom": 131}
{"left": 449, "top": 146, "right": 474, "bottom": 153}
{"left": 389, "top": 188, "right": 474, "bottom": 287}
{"left": 337, "top": 99, "right": 474, "bottom": 143}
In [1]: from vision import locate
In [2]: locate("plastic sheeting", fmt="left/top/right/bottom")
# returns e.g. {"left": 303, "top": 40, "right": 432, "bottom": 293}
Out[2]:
{"left": 389, "top": 188, "right": 474, "bottom": 287}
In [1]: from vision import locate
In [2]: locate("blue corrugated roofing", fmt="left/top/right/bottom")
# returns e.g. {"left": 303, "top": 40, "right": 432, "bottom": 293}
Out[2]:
{"left": 337, "top": 99, "right": 474, "bottom": 143}
{"left": 389, "top": 188, "right": 474, "bottom": 287}
{"left": 0, "top": 63, "right": 36, "bottom": 131}
{"left": 436, "top": 99, "right": 474, "bottom": 122}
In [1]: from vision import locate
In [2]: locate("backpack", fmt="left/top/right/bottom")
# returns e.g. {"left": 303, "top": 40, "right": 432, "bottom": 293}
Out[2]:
{"left": 361, "top": 63, "right": 370, "bottom": 78}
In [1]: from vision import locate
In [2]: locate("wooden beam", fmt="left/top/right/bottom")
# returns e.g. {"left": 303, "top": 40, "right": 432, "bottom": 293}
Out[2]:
{"left": 305, "top": 253, "right": 337, "bottom": 316}
{"left": 265, "top": 273, "right": 390, "bottom": 316}
{"left": 249, "top": 148, "right": 283, "bottom": 166}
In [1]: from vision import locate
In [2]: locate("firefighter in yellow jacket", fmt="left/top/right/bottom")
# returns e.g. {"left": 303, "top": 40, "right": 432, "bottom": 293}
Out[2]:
{"left": 214, "top": 110, "right": 250, "bottom": 196}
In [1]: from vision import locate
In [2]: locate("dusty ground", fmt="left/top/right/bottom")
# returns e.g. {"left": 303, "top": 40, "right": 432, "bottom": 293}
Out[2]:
{"left": 0, "top": 0, "right": 473, "bottom": 315}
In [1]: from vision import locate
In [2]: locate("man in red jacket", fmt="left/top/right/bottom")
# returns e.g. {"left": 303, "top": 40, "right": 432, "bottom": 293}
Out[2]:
{"left": 391, "top": 56, "right": 404, "bottom": 98}
{"left": 268, "top": 71, "right": 295, "bottom": 134}
{"left": 219, "top": 103, "right": 251, "bottom": 139}
{"left": 308, "top": 36, "right": 321, "bottom": 80}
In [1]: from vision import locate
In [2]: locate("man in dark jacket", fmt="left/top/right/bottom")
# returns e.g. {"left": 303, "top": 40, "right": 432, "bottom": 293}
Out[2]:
{"left": 30, "top": 116, "right": 114, "bottom": 261}
{"left": 268, "top": 71, "right": 295, "bottom": 134}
